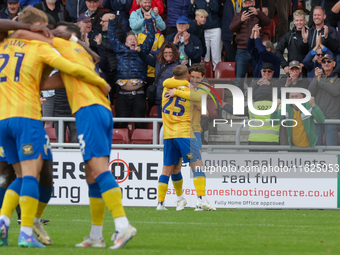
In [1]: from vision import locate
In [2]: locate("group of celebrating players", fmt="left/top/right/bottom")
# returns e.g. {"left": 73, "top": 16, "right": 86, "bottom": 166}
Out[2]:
{"left": 0, "top": 6, "right": 215, "bottom": 250}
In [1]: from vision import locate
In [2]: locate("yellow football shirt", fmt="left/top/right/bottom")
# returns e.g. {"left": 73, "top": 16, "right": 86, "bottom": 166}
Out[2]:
{"left": 52, "top": 38, "right": 110, "bottom": 114}
{"left": 162, "top": 78, "right": 197, "bottom": 139}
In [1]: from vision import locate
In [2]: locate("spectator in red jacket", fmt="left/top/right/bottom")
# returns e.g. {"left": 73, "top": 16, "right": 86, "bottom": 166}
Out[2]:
{"left": 129, "top": 0, "right": 164, "bottom": 15}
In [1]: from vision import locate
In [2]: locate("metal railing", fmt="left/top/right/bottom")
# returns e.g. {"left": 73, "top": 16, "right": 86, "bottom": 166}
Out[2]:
{"left": 42, "top": 117, "right": 163, "bottom": 149}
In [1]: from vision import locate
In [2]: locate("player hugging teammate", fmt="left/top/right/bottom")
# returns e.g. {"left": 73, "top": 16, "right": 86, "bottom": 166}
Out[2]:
{"left": 157, "top": 64, "right": 216, "bottom": 211}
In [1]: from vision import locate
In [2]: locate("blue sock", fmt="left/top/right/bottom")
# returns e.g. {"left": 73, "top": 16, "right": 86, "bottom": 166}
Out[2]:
{"left": 21, "top": 176, "right": 39, "bottom": 200}
{"left": 171, "top": 172, "right": 182, "bottom": 181}
{"left": 96, "top": 171, "right": 119, "bottom": 194}
{"left": 8, "top": 177, "right": 22, "bottom": 194}
{"left": 0, "top": 187, "right": 6, "bottom": 209}
{"left": 193, "top": 169, "right": 206, "bottom": 178}
{"left": 38, "top": 184, "right": 52, "bottom": 204}
{"left": 88, "top": 183, "right": 102, "bottom": 198}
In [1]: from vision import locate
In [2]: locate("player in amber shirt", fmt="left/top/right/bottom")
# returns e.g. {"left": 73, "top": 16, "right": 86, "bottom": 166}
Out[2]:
{"left": 157, "top": 65, "right": 216, "bottom": 212}
{"left": 0, "top": 7, "right": 109, "bottom": 248}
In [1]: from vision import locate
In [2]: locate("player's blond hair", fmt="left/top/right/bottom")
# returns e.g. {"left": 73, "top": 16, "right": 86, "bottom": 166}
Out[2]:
{"left": 173, "top": 65, "right": 189, "bottom": 79}
{"left": 293, "top": 10, "right": 306, "bottom": 19}
{"left": 195, "top": 9, "right": 209, "bottom": 17}
{"left": 19, "top": 6, "right": 48, "bottom": 25}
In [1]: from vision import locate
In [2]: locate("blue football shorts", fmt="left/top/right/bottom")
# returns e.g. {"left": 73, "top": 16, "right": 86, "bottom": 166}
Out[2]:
{"left": 163, "top": 137, "right": 201, "bottom": 166}
{"left": 75, "top": 104, "right": 113, "bottom": 162}
{"left": 0, "top": 117, "right": 53, "bottom": 165}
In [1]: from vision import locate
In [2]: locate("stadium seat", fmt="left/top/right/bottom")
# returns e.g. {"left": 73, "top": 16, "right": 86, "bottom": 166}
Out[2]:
{"left": 200, "top": 61, "right": 214, "bottom": 78}
{"left": 149, "top": 105, "right": 158, "bottom": 118}
{"left": 214, "top": 62, "right": 235, "bottom": 79}
{"left": 207, "top": 98, "right": 219, "bottom": 119}
{"left": 263, "top": 19, "right": 276, "bottom": 41}
{"left": 111, "top": 105, "right": 116, "bottom": 117}
{"left": 112, "top": 128, "right": 129, "bottom": 144}
{"left": 45, "top": 127, "right": 57, "bottom": 143}
{"left": 66, "top": 127, "right": 71, "bottom": 143}
{"left": 130, "top": 129, "right": 153, "bottom": 144}
{"left": 297, "top": 0, "right": 303, "bottom": 10}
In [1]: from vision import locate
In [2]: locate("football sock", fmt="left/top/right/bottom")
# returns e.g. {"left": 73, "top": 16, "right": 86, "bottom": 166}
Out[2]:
{"left": 21, "top": 226, "right": 32, "bottom": 236}
{"left": 158, "top": 175, "right": 169, "bottom": 203}
{"left": 90, "top": 225, "right": 103, "bottom": 241}
{"left": 96, "top": 171, "right": 126, "bottom": 219}
{"left": 0, "top": 186, "right": 6, "bottom": 214}
{"left": 114, "top": 216, "right": 129, "bottom": 232}
{"left": 20, "top": 176, "right": 39, "bottom": 230}
{"left": 171, "top": 172, "right": 183, "bottom": 197}
{"left": 35, "top": 184, "right": 52, "bottom": 219}
{"left": 88, "top": 183, "right": 105, "bottom": 228}
{"left": 193, "top": 169, "right": 206, "bottom": 197}
{"left": 0, "top": 177, "right": 22, "bottom": 226}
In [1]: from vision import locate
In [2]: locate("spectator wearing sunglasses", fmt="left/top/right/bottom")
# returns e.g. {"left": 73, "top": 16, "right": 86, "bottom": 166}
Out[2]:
{"left": 303, "top": 33, "right": 333, "bottom": 81}
{"left": 309, "top": 53, "right": 340, "bottom": 146}
{"left": 276, "top": 61, "right": 309, "bottom": 98}
{"left": 249, "top": 62, "right": 276, "bottom": 93}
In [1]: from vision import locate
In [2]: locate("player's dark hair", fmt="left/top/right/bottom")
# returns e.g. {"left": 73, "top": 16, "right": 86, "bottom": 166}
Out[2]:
{"left": 188, "top": 63, "right": 206, "bottom": 77}
{"left": 173, "top": 65, "right": 188, "bottom": 79}
{"left": 57, "top": 21, "right": 81, "bottom": 40}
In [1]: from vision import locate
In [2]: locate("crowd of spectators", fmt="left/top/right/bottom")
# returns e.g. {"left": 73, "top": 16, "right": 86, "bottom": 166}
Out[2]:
{"left": 2, "top": 0, "right": 340, "bottom": 147}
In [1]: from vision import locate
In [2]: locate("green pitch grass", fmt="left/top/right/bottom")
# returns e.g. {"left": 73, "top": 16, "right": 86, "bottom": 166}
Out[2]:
{"left": 2, "top": 206, "right": 340, "bottom": 254}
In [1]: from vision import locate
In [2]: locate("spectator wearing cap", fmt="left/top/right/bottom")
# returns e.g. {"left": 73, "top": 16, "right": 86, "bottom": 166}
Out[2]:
{"left": 249, "top": 62, "right": 276, "bottom": 93}
{"left": 271, "top": 93, "right": 325, "bottom": 148}
{"left": 102, "top": 0, "right": 132, "bottom": 33}
{"left": 129, "top": 0, "right": 164, "bottom": 16}
{"left": 223, "top": 81, "right": 280, "bottom": 146}
{"left": 129, "top": 0, "right": 165, "bottom": 35}
{"left": 77, "top": 13, "right": 93, "bottom": 43}
{"left": 303, "top": 32, "right": 333, "bottom": 81}
{"left": 301, "top": 6, "right": 339, "bottom": 56}
{"left": 165, "top": 16, "right": 203, "bottom": 65}
{"left": 187, "top": 9, "right": 208, "bottom": 60}
{"left": 247, "top": 24, "right": 281, "bottom": 78}
{"left": 276, "top": 60, "right": 310, "bottom": 98}
{"left": 137, "top": 16, "right": 165, "bottom": 87}
{"left": 34, "top": 0, "right": 69, "bottom": 23}
{"left": 66, "top": 0, "right": 86, "bottom": 23}
{"left": 276, "top": 10, "right": 309, "bottom": 75}
{"left": 0, "top": 0, "right": 22, "bottom": 20}
{"left": 82, "top": 0, "right": 106, "bottom": 31}
{"left": 189, "top": 0, "right": 221, "bottom": 70}
{"left": 309, "top": 53, "right": 340, "bottom": 146}
{"left": 229, "top": 0, "right": 271, "bottom": 91}
{"left": 107, "top": 13, "right": 155, "bottom": 129}
{"left": 166, "top": 0, "right": 190, "bottom": 36}
{"left": 94, "top": 13, "right": 126, "bottom": 103}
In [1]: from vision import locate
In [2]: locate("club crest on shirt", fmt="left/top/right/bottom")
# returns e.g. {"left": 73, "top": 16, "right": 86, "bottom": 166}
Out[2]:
{"left": 186, "top": 152, "right": 194, "bottom": 160}
{"left": 22, "top": 144, "right": 34, "bottom": 156}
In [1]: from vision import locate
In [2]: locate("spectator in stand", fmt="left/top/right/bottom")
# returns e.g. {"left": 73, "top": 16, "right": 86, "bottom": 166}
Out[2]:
{"left": 129, "top": 0, "right": 164, "bottom": 15}
{"left": 129, "top": 0, "right": 165, "bottom": 35}
{"left": 34, "top": 0, "right": 68, "bottom": 23}
{"left": 102, "top": 0, "right": 132, "bottom": 33}
{"left": 221, "top": 0, "right": 242, "bottom": 62}
{"left": 189, "top": 0, "right": 221, "bottom": 70}
{"left": 276, "top": 61, "right": 310, "bottom": 98}
{"left": 166, "top": 0, "right": 190, "bottom": 36}
{"left": 271, "top": 94, "right": 325, "bottom": 148}
{"left": 107, "top": 13, "right": 155, "bottom": 128}
{"left": 249, "top": 62, "right": 276, "bottom": 93}
{"left": 268, "top": 0, "right": 290, "bottom": 41}
{"left": 188, "top": 9, "right": 208, "bottom": 61}
{"left": 328, "top": 1, "right": 340, "bottom": 67}
{"left": 165, "top": 16, "right": 203, "bottom": 65}
{"left": 229, "top": 0, "right": 271, "bottom": 91}
{"left": 94, "top": 13, "right": 126, "bottom": 103}
{"left": 66, "top": 0, "right": 86, "bottom": 22}
{"left": 276, "top": 10, "right": 309, "bottom": 75}
{"left": 137, "top": 42, "right": 181, "bottom": 117}
{"left": 308, "top": 0, "right": 338, "bottom": 27}
{"left": 223, "top": 82, "right": 280, "bottom": 146}
{"left": 247, "top": 24, "right": 281, "bottom": 78}
{"left": 137, "top": 16, "right": 165, "bottom": 87}
{"left": 0, "top": 0, "right": 22, "bottom": 20}
{"left": 303, "top": 33, "right": 333, "bottom": 81}
{"left": 309, "top": 54, "right": 340, "bottom": 146}
{"left": 82, "top": 0, "right": 106, "bottom": 31}
{"left": 77, "top": 13, "right": 99, "bottom": 52}
{"left": 255, "top": 0, "right": 268, "bottom": 15}
{"left": 301, "top": 6, "right": 339, "bottom": 55}
{"left": 0, "top": 0, "right": 5, "bottom": 9}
